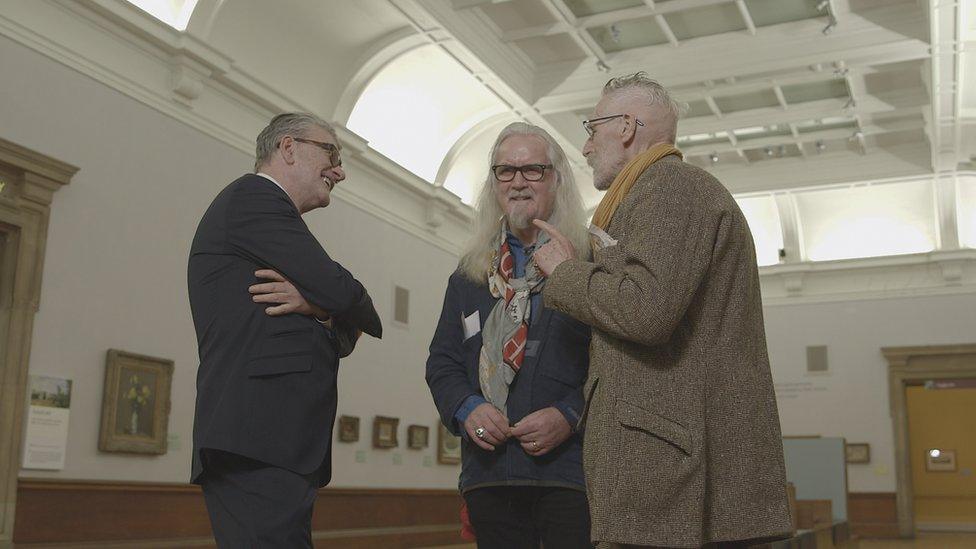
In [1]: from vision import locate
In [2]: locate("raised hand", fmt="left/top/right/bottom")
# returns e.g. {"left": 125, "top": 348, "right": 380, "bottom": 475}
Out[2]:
{"left": 532, "top": 219, "right": 578, "bottom": 275}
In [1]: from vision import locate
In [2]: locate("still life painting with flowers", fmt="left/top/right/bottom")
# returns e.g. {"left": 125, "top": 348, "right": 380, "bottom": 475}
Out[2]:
{"left": 98, "top": 349, "right": 173, "bottom": 454}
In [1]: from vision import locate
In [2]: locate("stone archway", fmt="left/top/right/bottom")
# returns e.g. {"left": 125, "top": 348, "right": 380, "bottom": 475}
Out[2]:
{"left": 0, "top": 137, "right": 74, "bottom": 547}
{"left": 884, "top": 344, "right": 976, "bottom": 537}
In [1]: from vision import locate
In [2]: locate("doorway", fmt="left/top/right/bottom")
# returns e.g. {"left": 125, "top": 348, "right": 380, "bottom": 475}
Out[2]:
{"left": 885, "top": 344, "right": 976, "bottom": 537}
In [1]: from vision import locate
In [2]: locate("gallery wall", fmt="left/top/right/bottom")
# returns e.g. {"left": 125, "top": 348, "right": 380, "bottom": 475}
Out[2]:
{"left": 1, "top": 34, "right": 462, "bottom": 489}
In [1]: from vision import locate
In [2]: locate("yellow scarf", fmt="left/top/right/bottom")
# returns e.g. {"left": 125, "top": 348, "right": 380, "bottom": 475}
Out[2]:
{"left": 590, "top": 143, "right": 683, "bottom": 231}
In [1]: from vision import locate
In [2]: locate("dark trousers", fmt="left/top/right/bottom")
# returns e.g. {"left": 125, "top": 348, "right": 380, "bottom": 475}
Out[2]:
{"left": 200, "top": 449, "right": 319, "bottom": 548}
{"left": 464, "top": 485, "right": 592, "bottom": 549}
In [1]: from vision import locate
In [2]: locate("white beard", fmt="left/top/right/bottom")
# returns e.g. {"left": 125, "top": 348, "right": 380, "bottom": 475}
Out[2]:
{"left": 507, "top": 205, "right": 534, "bottom": 229}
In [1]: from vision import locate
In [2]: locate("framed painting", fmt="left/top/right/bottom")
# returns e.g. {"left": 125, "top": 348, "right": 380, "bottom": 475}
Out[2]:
{"left": 407, "top": 425, "right": 429, "bottom": 449}
{"left": 437, "top": 422, "right": 461, "bottom": 464}
{"left": 338, "top": 415, "right": 360, "bottom": 442}
{"left": 98, "top": 349, "right": 173, "bottom": 454}
{"left": 373, "top": 416, "right": 399, "bottom": 448}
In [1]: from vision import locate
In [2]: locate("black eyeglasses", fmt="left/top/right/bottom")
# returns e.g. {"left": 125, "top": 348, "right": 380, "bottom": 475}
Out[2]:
{"left": 292, "top": 137, "right": 342, "bottom": 167}
{"left": 491, "top": 164, "right": 553, "bottom": 182}
{"left": 582, "top": 114, "right": 644, "bottom": 137}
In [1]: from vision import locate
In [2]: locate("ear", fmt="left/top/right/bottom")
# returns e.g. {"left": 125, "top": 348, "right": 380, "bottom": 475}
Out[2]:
{"left": 278, "top": 135, "right": 298, "bottom": 165}
{"left": 621, "top": 115, "right": 639, "bottom": 146}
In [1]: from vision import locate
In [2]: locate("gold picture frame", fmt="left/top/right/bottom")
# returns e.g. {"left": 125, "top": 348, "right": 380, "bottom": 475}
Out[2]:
{"left": 437, "top": 422, "right": 461, "bottom": 464}
{"left": 407, "top": 425, "right": 429, "bottom": 449}
{"left": 372, "top": 416, "right": 399, "bottom": 448}
{"left": 98, "top": 349, "right": 173, "bottom": 454}
{"left": 845, "top": 442, "right": 871, "bottom": 464}
{"left": 338, "top": 415, "right": 359, "bottom": 442}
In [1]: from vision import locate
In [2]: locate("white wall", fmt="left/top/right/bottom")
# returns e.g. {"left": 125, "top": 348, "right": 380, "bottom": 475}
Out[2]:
{"left": 765, "top": 293, "right": 976, "bottom": 492}
{"left": 1, "top": 34, "right": 462, "bottom": 488}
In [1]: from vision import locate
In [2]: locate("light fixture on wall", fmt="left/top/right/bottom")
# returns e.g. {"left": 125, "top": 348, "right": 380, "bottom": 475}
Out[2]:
{"left": 764, "top": 146, "right": 774, "bottom": 157}
{"left": 815, "top": 140, "right": 826, "bottom": 153}
{"left": 709, "top": 152, "right": 719, "bottom": 164}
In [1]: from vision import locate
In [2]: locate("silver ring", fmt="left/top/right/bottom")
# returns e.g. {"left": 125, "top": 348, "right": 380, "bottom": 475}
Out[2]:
{"left": 531, "top": 441, "right": 539, "bottom": 449}
{"left": 475, "top": 427, "right": 486, "bottom": 439}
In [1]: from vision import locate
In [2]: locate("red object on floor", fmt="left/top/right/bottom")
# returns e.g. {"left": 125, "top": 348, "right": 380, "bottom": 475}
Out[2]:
{"left": 460, "top": 501, "right": 476, "bottom": 541}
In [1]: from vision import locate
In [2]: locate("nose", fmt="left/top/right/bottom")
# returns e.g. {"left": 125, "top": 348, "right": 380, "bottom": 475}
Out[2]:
{"left": 582, "top": 137, "right": 594, "bottom": 157}
{"left": 329, "top": 165, "right": 345, "bottom": 183}
{"left": 510, "top": 173, "right": 529, "bottom": 189}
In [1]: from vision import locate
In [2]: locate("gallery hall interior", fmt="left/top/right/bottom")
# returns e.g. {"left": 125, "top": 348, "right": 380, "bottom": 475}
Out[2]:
{"left": 0, "top": 0, "right": 974, "bottom": 547}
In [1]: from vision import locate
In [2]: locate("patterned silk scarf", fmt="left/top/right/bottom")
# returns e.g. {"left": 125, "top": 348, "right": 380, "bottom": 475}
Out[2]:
{"left": 478, "top": 221, "right": 548, "bottom": 414}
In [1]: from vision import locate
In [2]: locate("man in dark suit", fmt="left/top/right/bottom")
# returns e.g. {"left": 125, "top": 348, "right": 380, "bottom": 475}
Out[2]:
{"left": 187, "top": 112, "right": 382, "bottom": 547}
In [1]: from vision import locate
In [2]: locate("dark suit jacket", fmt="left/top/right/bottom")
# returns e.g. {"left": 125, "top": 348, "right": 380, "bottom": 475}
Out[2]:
{"left": 187, "top": 174, "right": 381, "bottom": 487}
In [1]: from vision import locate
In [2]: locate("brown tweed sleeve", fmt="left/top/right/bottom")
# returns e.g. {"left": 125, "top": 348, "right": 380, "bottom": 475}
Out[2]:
{"left": 544, "top": 167, "right": 724, "bottom": 346}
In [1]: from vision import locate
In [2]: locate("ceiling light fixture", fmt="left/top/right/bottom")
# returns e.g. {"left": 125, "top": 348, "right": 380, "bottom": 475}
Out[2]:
{"left": 822, "top": 16, "right": 836, "bottom": 35}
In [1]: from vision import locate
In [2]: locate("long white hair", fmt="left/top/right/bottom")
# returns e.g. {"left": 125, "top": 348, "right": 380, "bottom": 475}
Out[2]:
{"left": 459, "top": 122, "right": 590, "bottom": 283}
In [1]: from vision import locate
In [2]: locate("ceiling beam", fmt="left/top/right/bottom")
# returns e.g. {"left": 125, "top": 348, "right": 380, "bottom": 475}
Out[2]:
{"left": 535, "top": 3, "right": 928, "bottom": 105}
{"left": 734, "top": 0, "right": 756, "bottom": 36}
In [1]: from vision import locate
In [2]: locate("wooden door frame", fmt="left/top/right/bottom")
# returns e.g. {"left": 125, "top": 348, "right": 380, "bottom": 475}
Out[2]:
{"left": 883, "top": 344, "right": 976, "bottom": 537}
{"left": 0, "top": 137, "right": 74, "bottom": 547}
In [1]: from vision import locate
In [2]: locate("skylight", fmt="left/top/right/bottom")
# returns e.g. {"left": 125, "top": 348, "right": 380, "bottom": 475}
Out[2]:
{"left": 347, "top": 44, "right": 507, "bottom": 191}
{"left": 124, "top": 0, "right": 198, "bottom": 30}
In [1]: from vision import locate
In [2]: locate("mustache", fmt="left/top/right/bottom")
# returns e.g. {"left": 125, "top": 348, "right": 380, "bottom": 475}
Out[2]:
{"left": 507, "top": 191, "right": 534, "bottom": 200}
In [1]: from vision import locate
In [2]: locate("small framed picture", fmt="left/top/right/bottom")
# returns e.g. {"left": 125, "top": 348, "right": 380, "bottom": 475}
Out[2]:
{"left": 98, "top": 349, "right": 173, "bottom": 454}
{"left": 437, "top": 422, "right": 461, "bottom": 464}
{"left": 925, "top": 449, "right": 957, "bottom": 472}
{"left": 372, "top": 416, "right": 399, "bottom": 448}
{"left": 407, "top": 425, "right": 429, "bottom": 449}
{"left": 338, "top": 415, "right": 359, "bottom": 443}
{"left": 845, "top": 442, "right": 870, "bottom": 464}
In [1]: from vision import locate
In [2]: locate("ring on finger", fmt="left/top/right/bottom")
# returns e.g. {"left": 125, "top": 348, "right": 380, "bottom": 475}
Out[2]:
{"left": 531, "top": 441, "right": 539, "bottom": 450}
{"left": 475, "top": 427, "right": 486, "bottom": 439}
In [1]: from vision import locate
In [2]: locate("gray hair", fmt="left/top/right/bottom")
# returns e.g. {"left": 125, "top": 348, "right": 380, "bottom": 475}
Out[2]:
{"left": 254, "top": 112, "right": 337, "bottom": 171}
{"left": 603, "top": 72, "right": 680, "bottom": 143}
{"left": 458, "top": 122, "right": 590, "bottom": 283}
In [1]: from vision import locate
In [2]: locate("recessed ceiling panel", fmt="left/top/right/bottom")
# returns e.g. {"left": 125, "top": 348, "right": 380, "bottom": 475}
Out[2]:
{"left": 682, "top": 99, "right": 713, "bottom": 118}
{"left": 589, "top": 17, "right": 669, "bottom": 53}
{"left": 781, "top": 79, "right": 849, "bottom": 104}
{"left": 514, "top": 34, "right": 587, "bottom": 64}
{"left": 744, "top": 0, "right": 823, "bottom": 28}
{"left": 480, "top": 1, "right": 557, "bottom": 28}
{"left": 565, "top": 0, "right": 644, "bottom": 17}
{"left": 713, "top": 89, "right": 780, "bottom": 113}
{"left": 664, "top": 3, "right": 747, "bottom": 40}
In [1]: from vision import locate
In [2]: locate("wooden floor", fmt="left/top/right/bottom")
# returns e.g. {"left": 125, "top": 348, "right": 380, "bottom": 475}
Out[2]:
{"left": 428, "top": 533, "right": 976, "bottom": 549}
{"left": 860, "top": 532, "right": 976, "bottom": 548}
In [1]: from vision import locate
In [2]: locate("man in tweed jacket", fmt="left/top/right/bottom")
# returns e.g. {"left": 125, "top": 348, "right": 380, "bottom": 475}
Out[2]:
{"left": 533, "top": 73, "right": 793, "bottom": 548}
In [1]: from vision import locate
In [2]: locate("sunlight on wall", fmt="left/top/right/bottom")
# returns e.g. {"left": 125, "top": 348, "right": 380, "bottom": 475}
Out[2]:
{"left": 347, "top": 44, "right": 507, "bottom": 191}
{"left": 125, "top": 0, "right": 198, "bottom": 30}
{"left": 735, "top": 195, "right": 784, "bottom": 266}
{"left": 797, "top": 180, "right": 937, "bottom": 262}
{"left": 958, "top": 175, "right": 976, "bottom": 249}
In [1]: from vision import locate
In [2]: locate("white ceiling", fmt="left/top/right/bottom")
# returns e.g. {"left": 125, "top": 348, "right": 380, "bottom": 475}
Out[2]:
{"left": 17, "top": 0, "right": 976, "bottom": 265}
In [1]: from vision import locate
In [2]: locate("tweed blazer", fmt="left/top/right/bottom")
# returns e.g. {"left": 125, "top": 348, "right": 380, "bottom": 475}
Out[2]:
{"left": 544, "top": 155, "right": 792, "bottom": 547}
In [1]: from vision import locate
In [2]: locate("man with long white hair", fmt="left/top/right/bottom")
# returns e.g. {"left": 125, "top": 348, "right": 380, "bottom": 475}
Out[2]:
{"left": 426, "top": 122, "right": 592, "bottom": 548}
